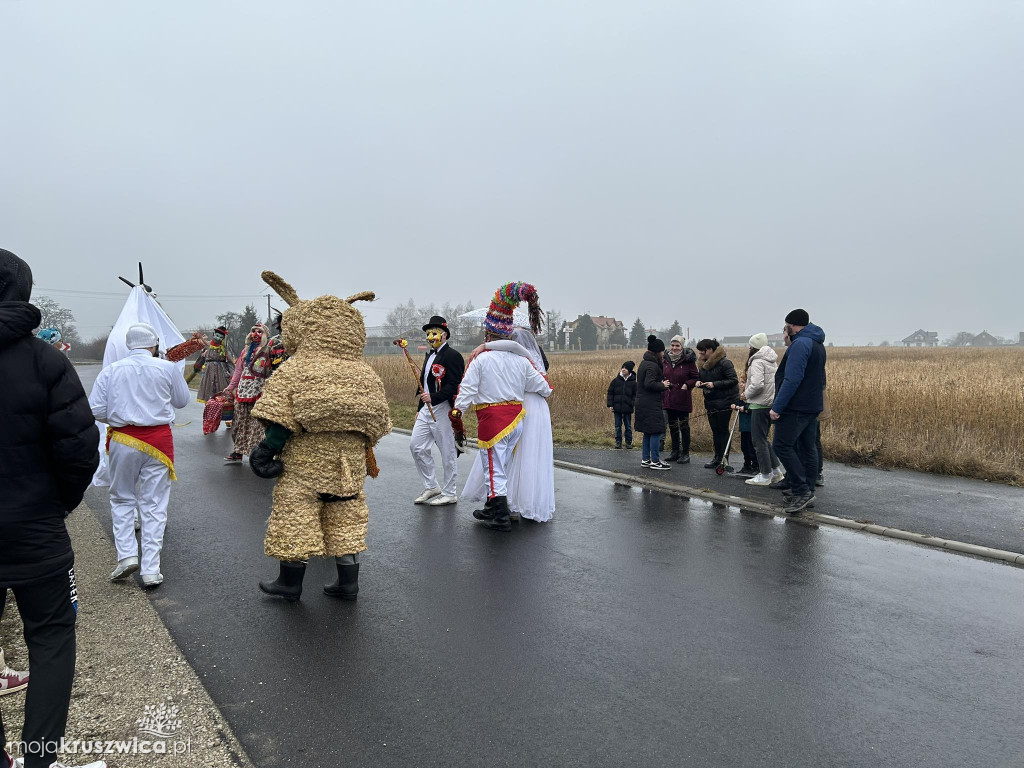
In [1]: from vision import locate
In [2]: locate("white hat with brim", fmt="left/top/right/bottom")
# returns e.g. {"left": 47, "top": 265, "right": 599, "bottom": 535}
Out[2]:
{"left": 126, "top": 323, "right": 160, "bottom": 350}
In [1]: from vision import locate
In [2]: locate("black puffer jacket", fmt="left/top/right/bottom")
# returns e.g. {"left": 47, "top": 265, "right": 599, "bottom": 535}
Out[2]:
{"left": 606, "top": 372, "right": 637, "bottom": 414}
{"left": 634, "top": 351, "right": 668, "bottom": 434}
{"left": 697, "top": 346, "right": 739, "bottom": 413}
{"left": 0, "top": 249, "right": 99, "bottom": 587}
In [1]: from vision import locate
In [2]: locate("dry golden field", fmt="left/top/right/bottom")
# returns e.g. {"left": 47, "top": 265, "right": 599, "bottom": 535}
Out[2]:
{"left": 369, "top": 346, "right": 1024, "bottom": 485}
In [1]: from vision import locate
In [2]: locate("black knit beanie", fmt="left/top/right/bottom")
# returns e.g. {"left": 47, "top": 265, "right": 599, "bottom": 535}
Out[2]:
{"left": 622, "top": 361, "right": 635, "bottom": 372}
{"left": 647, "top": 334, "right": 665, "bottom": 353}
{"left": 785, "top": 308, "right": 810, "bottom": 326}
{"left": 0, "top": 248, "right": 33, "bottom": 303}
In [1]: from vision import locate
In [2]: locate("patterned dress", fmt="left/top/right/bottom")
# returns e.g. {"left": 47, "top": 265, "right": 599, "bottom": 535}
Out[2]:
{"left": 195, "top": 342, "right": 234, "bottom": 403}
{"left": 228, "top": 343, "right": 273, "bottom": 455}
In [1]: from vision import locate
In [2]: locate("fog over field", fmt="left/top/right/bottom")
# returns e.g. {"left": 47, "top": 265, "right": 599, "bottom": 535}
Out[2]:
{"left": 2, "top": 1, "right": 1021, "bottom": 345}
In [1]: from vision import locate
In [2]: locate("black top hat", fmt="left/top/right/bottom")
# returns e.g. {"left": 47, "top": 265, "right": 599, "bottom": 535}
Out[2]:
{"left": 422, "top": 315, "right": 450, "bottom": 336}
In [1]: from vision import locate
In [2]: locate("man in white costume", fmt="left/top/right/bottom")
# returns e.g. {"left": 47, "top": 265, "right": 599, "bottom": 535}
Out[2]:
{"left": 89, "top": 323, "right": 190, "bottom": 588}
{"left": 462, "top": 327, "right": 556, "bottom": 522}
{"left": 452, "top": 282, "right": 552, "bottom": 532}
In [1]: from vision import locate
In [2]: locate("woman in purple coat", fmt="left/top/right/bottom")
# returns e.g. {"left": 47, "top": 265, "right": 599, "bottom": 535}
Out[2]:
{"left": 662, "top": 335, "right": 699, "bottom": 464}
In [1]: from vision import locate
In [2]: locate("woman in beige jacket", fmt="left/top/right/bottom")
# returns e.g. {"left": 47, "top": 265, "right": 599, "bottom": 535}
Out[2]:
{"left": 742, "top": 334, "right": 784, "bottom": 486}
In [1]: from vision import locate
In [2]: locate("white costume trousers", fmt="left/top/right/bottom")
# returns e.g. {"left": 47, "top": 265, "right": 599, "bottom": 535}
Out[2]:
{"left": 108, "top": 441, "right": 171, "bottom": 576}
{"left": 410, "top": 401, "right": 458, "bottom": 497}
{"left": 479, "top": 421, "right": 524, "bottom": 498}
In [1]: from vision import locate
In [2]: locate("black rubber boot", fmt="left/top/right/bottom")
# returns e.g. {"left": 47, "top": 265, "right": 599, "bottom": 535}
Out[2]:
{"left": 473, "top": 497, "right": 499, "bottom": 521}
{"left": 478, "top": 495, "right": 512, "bottom": 532}
{"left": 324, "top": 562, "right": 359, "bottom": 600}
{"left": 259, "top": 561, "right": 306, "bottom": 602}
{"left": 666, "top": 425, "right": 681, "bottom": 462}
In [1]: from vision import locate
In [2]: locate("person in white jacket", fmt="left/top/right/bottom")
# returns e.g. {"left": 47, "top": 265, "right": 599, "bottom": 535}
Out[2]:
{"left": 89, "top": 323, "right": 191, "bottom": 588}
{"left": 742, "top": 334, "right": 784, "bottom": 486}
{"left": 453, "top": 345, "right": 552, "bottom": 532}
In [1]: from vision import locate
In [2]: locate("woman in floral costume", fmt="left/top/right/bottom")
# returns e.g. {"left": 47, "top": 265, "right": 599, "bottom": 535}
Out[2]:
{"left": 223, "top": 323, "right": 272, "bottom": 463}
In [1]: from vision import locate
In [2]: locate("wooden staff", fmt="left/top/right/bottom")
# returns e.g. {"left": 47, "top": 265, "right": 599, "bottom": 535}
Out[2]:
{"left": 393, "top": 338, "right": 435, "bottom": 421}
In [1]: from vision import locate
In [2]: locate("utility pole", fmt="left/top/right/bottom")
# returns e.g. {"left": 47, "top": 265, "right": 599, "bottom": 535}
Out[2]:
{"left": 267, "top": 294, "right": 272, "bottom": 326}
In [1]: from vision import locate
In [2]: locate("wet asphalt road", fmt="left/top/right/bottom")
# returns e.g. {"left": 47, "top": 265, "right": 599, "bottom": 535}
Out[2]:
{"left": 76, "top": 368, "right": 1024, "bottom": 768}
{"left": 554, "top": 447, "right": 1024, "bottom": 554}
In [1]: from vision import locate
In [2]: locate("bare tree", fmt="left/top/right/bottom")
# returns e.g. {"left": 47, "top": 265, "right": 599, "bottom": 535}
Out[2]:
{"left": 32, "top": 295, "right": 81, "bottom": 345}
{"left": 385, "top": 298, "right": 419, "bottom": 338}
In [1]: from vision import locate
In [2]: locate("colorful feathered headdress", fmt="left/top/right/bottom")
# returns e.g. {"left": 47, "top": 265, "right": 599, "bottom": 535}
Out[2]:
{"left": 485, "top": 282, "right": 543, "bottom": 337}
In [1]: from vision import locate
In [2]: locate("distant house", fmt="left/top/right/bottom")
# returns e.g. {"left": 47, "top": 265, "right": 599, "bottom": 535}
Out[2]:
{"left": 561, "top": 315, "right": 625, "bottom": 348}
{"left": 591, "top": 316, "right": 625, "bottom": 346}
{"left": 969, "top": 331, "right": 1000, "bottom": 347}
{"left": 901, "top": 329, "right": 939, "bottom": 347}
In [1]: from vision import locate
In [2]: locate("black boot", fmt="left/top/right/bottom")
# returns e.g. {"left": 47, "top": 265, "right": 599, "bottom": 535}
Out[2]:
{"left": 473, "top": 497, "right": 499, "bottom": 521}
{"left": 666, "top": 425, "right": 681, "bottom": 462}
{"left": 478, "top": 495, "right": 512, "bottom": 532}
{"left": 324, "top": 561, "right": 359, "bottom": 600}
{"left": 259, "top": 561, "right": 306, "bottom": 602}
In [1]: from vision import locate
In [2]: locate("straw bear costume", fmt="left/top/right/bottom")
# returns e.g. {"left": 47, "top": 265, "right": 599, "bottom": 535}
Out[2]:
{"left": 251, "top": 271, "right": 391, "bottom": 576}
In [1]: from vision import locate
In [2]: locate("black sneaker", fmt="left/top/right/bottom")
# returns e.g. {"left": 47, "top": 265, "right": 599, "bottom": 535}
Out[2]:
{"left": 769, "top": 479, "right": 791, "bottom": 490}
{"left": 650, "top": 461, "right": 672, "bottom": 470}
{"left": 704, "top": 459, "right": 720, "bottom": 469}
{"left": 677, "top": 454, "right": 691, "bottom": 465}
{"left": 625, "top": 443, "right": 634, "bottom": 450}
{"left": 614, "top": 443, "right": 623, "bottom": 449}
{"left": 784, "top": 493, "right": 815, "bottom": 514}
{"left": 816, "top": 474, "right": 825, "bottom": 487}
{"left": 640, "top": 459, "right": 651, "bottom": 467}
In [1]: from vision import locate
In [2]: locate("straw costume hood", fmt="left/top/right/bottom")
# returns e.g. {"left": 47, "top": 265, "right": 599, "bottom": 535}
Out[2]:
{"left": 251, "top": 271, "right": 391, "bottom": 598}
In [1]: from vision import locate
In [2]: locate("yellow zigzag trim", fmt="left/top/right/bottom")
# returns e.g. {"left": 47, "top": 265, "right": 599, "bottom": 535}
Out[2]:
{"left": 477, "top": 408, "right": 526, "bottom": 450}
{"left": 108, "top": 430, "right": 178, "bottom": 482}
{"left": 471, "top": 400, "right": 522, "bottom": 411}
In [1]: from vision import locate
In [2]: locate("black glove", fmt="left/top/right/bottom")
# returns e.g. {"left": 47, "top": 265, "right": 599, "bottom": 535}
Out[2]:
{"left": 250, "top": 440, "right": 284, "bottom": 479}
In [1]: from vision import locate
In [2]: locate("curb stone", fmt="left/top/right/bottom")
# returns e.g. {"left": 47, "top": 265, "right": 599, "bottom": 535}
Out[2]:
{"left": 391, "top": 428, "right": 1024, "bottom": 568}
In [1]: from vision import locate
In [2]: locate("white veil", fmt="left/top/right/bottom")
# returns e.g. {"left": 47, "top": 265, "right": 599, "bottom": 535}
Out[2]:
{"left": 511, "top": 327, "right": 545, "bottom": 370}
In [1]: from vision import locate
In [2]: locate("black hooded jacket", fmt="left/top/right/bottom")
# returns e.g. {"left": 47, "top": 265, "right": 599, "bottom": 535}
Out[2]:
{"left": 0, "top": 249, "right": 99, "bottom": 587}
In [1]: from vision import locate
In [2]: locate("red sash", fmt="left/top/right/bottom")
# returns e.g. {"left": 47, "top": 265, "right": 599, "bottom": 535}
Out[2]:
{"left": 474, "top": 402, "right": 525, "bottom": 449}
{"left": 106, "top": 425, "right": 176, "bottom": 481}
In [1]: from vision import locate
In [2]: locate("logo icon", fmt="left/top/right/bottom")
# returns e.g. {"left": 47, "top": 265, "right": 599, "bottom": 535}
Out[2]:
{"left": 136, "top": 702, "right": 182, "bottom": 738}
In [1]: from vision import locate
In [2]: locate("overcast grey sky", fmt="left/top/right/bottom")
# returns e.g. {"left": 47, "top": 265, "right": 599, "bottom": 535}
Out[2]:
{"left": 3, "top": 1, "right": 1022, "bottom": 345}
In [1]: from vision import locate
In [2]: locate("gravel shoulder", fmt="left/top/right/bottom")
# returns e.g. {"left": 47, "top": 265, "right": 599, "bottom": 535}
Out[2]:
{"left": 1, "top": 502, "right": 254, "bottom": 768}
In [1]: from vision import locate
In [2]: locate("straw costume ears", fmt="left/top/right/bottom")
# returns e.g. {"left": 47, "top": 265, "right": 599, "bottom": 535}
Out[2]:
{"left": 261, "top": 271, "right": 375, "bottom": 306}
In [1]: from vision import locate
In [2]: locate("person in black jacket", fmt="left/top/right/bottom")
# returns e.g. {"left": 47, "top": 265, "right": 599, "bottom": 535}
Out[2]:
{"left": 606, "top": 360, "right": 637, "bottom": 448}
{"left": 409, "top": 316, "right": 466, "bottom": 506}
{"left": 0, "top": 249, "right": 100, "bottom": 768}
{"left": 694, "top": 338, "right": 740, "bottom": 470}
{"left": 634, "top": 336, "right": 672, "bottom": 469}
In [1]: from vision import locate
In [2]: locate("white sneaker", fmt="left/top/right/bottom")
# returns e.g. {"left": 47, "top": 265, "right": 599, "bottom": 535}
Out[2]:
{"left": 414, "top": 487, "right": 442, "bottom": 504}
{"left": 0, "top": 648, "right": 29, "bottom": 696}
{"left": 109, "top": 557, "right": 139, "bottom": 581}
{"left": 141, "top": 573, "right": 164, "bottom": 589}
{"left": 427, "top": 494, "right": 458, "bottom": 506}
{"left": 770, "top": 467, "right": 785, "bottom": 482}
{"left": 13, "top": 759, "right": 108, "bottom": 768}
{"left": 745, "top": 473, "right": 773, "bottom": 486}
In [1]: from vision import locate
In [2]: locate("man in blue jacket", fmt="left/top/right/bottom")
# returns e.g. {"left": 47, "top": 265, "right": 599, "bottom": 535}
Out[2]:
{"left": 770, "top": 309, "right": 826, "bottom": 513}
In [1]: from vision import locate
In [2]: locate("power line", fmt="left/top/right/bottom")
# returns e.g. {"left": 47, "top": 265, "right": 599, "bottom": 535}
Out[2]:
{"left": 35, "top": 286, "right": 269, "bottom": 300}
